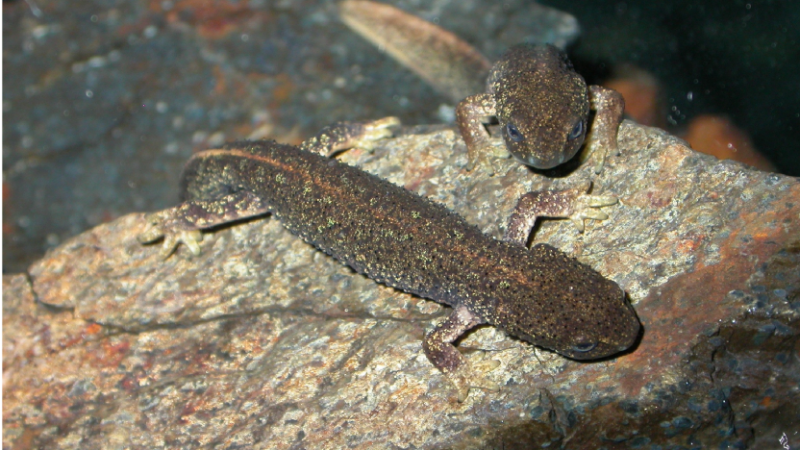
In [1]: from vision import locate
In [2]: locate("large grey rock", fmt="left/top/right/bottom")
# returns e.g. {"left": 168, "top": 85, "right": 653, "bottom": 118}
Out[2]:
{"left": 4, "top": 122, "right": 799, "bottom": 449}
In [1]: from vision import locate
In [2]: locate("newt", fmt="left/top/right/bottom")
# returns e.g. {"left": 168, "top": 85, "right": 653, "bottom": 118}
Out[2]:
{"left": 139, "top": 119, "right": 640, "bottom": 401}
{"left": 339, "top": 0, "right": 625, "bottom": 174}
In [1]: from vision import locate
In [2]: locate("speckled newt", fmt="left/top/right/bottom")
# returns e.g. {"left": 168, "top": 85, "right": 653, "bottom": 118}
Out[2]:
{"left": 339, "top": 0, "right": 625, "bottom": 174}
{"left": 139, "top": 119, "right": 640, "bottom": 401}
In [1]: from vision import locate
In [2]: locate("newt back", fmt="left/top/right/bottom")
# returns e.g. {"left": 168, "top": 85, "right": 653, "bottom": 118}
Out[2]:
{"left": 180, "top": 140, "right": 639, "bottom": 361}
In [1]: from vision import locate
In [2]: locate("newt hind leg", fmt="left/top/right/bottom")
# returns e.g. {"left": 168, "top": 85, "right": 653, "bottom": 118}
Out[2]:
{"left": 423, "top": 305, "right": 500, "bottom": 401}
{"left": 138, "top": 191, "right": 270, "bottom": 258}
{"left": 300, "top": 117, "right": 400, "bottom": 157}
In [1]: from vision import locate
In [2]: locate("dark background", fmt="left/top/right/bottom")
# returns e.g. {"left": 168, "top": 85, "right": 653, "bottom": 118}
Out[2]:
{"left": 545, "top": 0, "right": 799, "bottom": 174}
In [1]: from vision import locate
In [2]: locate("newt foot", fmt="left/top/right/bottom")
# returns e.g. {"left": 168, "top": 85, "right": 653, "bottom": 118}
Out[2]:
{"left": 304, "top": 116, "right": 401, "bottom": 157}
{"left": 465, "top": 139, "right": 508, "bottom": 175}
{"left": 138, "top": 209, "right": 203, "bottom": 259}
{"left": 351, "top": 116, "right": 401, "bottom": 150}
{"left": 504, "top": 182, "right": 618, "bottom": 245}
{"left": 447, "top": 358, "right": 501, "bottom": 402}
{"left": 337, "top": 116, "right": 401, "bottom": 154}
{"left": 570, "top": 191, "right": 619, "bottom": 232}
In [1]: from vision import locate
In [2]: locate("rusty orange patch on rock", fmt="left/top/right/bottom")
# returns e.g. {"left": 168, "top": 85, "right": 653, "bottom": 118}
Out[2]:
{"left": 614, "top": 184, "right": 800, "bottom": 397}
{"left": 151, "top": 0, "right": 266, "bottom": 39}
{"left": 85, "top": 323, "right": 103, "bottom": 335}
{"left": 270, "top": 73, "right": 295, "bottom": 108}
{"left": 102, "top": 340, "right": 132, "bottom": 366}
{"left": 684, "top": 114, "right": 774, "bottom": 172}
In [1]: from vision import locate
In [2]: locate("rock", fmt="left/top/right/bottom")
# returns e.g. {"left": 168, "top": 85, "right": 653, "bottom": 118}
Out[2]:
{"left": 603, "top": 64, "right": 667, "bottom": 129}
{"left": 4, "top": 122, "right": 799, "bottom": 449}
{"left": 603, "top": 65, "right": 776, "bottom": 172}
{"left": 683, "top": 114, "right": 775, "bottom": 172}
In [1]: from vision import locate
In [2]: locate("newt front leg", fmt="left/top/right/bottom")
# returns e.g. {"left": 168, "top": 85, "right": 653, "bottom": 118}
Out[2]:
{"left": 588, "top": 86, "right": 625, "bottom": 173}
{"left": 456, "top": 93, "right": 508, "bottom": 173}
{"left": 504, "top": 182, "right": 618, "bottom": 245}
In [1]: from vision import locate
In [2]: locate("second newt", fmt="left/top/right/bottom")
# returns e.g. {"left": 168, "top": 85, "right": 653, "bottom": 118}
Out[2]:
{"left": 339, "top": 0, "right": 625, "bottom": 173}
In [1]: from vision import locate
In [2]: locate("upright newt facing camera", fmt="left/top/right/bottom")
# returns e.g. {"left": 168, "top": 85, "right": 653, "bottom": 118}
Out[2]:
{"left": 139, "top": 119, "right": 640, "bottom": 401}
{"left": 457, "top": 44, "right": 624, "bottom": 173}
{"left": 339, "top": 0, "right": 625, "bottom": 173}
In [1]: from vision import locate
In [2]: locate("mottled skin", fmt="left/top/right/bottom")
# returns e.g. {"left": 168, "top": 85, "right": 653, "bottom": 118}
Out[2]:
{"left": 458, "top": 46, "right": 624, "bottom": 249}
{"left": 457, "top": 44, "right": 625, "bottom": 173}
{"left": 139, "top": 120, "right": 640, "bottom": 401}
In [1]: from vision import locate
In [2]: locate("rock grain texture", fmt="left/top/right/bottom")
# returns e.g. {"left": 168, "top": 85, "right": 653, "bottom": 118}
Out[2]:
{"left": 4, "top": 122, "right": 799, "bottom": 449}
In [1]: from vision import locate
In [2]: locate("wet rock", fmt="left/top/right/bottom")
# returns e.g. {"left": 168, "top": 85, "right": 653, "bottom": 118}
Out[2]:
{"left": 4, "top": 121, "right": 799, "bottom": 449}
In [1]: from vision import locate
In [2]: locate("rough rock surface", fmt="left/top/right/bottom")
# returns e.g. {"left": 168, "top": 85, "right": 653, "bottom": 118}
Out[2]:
{"left": 4, "top": 122, "right": 799, "bottom": 449}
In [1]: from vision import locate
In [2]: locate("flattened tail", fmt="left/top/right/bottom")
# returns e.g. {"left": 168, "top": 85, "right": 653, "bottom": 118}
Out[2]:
{"left": 339, "top": 0, "right": 491, "bottom": 103}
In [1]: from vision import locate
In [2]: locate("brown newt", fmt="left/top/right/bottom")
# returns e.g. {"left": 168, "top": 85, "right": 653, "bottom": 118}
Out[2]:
{"left": 458, "top": 44, "right": 624, "bottom": 173}
{"left": 139, "top": 119, "right": 640, "bottom": 401}
{"left": 339, "top": 0, "right": 625, "bottom": 174}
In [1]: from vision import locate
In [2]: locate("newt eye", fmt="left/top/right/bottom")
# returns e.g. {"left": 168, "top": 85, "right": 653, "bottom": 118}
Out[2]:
{"left": 568, "top": 120, "right": 584, "bottom": 140}
{"left": 505, "top": 123, "right": 524, "bottom": 142}
{"left": 571, "top": 341, "right": 597, "bottom": 353}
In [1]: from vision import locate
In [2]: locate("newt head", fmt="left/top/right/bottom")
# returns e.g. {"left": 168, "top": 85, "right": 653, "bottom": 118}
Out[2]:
{"left": 491, "top": 44, "right": 590, "bottom": 170}
{"left": 489, "top": 243, "right": 640, "bottom": 361}
{"left": 550, "top": 286, "right": 641, "bottom": 361}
